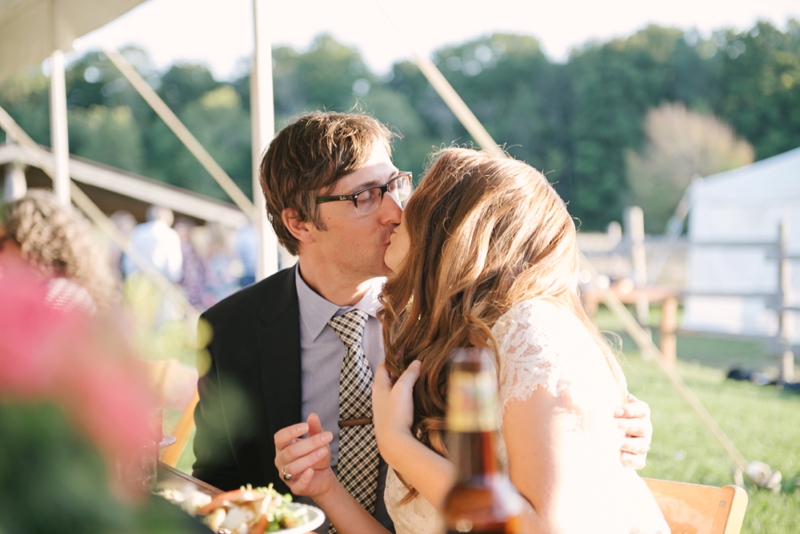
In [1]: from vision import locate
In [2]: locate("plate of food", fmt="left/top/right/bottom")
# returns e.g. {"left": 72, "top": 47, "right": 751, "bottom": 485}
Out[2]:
{"left": 155, "top": 482, "right": 325, "bottom": 534}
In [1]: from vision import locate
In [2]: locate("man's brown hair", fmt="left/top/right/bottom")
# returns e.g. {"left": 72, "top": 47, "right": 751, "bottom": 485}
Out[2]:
{"left": 259, "top": 111, "right": 396, "bottom": 256}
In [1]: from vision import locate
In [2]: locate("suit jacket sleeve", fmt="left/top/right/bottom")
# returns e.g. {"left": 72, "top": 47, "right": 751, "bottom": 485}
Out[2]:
{"left": 191, "top": 268, "right": 302, "bottom": 493}
{"left": 192, "top": 309, "right": 241, "bottom": 490}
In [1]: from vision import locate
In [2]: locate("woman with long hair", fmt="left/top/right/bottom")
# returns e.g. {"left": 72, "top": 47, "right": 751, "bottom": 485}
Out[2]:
{"left": 373, "top": 148, "right": 669, "bottom": 533}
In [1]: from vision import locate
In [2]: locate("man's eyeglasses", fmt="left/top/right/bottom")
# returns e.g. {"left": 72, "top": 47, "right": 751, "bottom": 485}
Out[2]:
{"left": 316, "top": 172, "right": 412, "bottom": 216}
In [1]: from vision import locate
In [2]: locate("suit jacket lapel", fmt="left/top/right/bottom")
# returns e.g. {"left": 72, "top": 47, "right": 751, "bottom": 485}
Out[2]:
{"left": 257, "top": 267, "right": 303, "bottom": 438}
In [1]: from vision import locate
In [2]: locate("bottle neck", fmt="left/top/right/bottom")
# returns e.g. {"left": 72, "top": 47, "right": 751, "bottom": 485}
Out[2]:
{"left": 446, "top": 362, "right": 501, "bottom": 483}
{"left": 451, "top": 430, "right": 500, "bottom": 482}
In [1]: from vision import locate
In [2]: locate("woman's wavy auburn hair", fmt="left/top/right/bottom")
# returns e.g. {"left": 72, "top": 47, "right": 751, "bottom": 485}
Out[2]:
{"left": 379, "top": 148, "right": 626, "bottom": 467}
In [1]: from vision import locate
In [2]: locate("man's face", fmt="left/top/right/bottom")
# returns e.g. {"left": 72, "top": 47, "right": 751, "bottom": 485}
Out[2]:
{"left": 308, "top": 142, "right": 403, "bottom": 282}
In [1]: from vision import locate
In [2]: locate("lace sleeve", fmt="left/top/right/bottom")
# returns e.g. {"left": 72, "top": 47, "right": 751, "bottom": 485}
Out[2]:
{"left": 492, "top": 299, "right": 586, "bottom": 416}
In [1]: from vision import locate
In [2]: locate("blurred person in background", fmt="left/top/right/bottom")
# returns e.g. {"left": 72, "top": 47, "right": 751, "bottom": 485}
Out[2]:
{"left": 122, "top": 205, "right": 184, "bottom": 329}
{"left": 108, "top": 209, "right": 137, "bottom": 280}
{"left": 122, "top": 205, "right": 183, "bottom": 283}
{"left": 201, "top": 221, "right": 239, "bottom": 308}
{"left": 0, "top": 189, "right": 120, "bottom": 313}
{"left": 174, "top": 217, "right": 206, "bottom": 309}
{"left": 233, "top": 223, "right": 258, "bottom": 288}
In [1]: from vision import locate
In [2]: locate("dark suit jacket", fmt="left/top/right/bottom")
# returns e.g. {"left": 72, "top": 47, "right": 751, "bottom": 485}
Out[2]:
{"left": 192, "top": 267, "right": 300, "bottom": 494}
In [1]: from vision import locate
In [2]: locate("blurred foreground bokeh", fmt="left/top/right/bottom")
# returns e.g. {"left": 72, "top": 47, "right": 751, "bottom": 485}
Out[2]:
{"left": 0, "top": 266, "right": 207, "bottom": 533}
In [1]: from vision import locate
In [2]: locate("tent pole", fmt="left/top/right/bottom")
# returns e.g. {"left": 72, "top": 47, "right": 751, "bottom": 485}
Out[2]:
{"left": 251, "top": 0, "right": 279, "bottom": 279}
{"left": 4, "top": 161, "right": 27, "bottom": 201}
{"left": 777, "top": 219, "right": 795, "bottom": 383}
{"left": 49, "top": 48, "right": 70, "bottom": 206}
{"left": 103, "top": 47, "right": 256, "bottom": 220}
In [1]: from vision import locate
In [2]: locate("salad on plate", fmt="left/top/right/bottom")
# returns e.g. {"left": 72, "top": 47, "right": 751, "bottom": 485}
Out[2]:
{"left": 155, "top": 482, "right": 319, "bottom": 534}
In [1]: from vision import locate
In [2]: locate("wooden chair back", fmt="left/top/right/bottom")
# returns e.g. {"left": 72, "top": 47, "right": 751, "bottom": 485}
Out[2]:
{"left": 160, "top": 390, "right": 199, "bottom": 466}
{"left": 142, "top": 357, "right": 199, "bottom": 467}
{"left": 644, "top": 478, "right": 748, "bottom": 534}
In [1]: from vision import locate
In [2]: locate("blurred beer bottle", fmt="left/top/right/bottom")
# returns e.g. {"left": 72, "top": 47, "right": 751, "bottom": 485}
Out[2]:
{"left": 442, "top": 348, "right": 525, "bottom": 534}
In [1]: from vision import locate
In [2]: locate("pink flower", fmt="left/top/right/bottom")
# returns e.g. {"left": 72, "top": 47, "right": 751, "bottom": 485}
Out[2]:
{"left": 0, "top": 267, "right": 159, "bottom": 499}
{"left": 0, "top": 269, "right": 75, "bottom": 397}
{"left": 69, "top": 358, "right": 157, "bottom": 472}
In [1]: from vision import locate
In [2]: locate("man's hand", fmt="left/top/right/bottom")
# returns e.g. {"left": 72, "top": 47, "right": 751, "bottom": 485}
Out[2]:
{"left": 274, "top": 413, "right": 335, "bottom": 496}
{"left": 614, "top": 394, "right": 653, "bottom": 470}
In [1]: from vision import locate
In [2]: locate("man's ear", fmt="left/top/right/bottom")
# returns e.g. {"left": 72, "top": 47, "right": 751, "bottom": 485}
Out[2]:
{"left": 281, "top": 208, "right": 315, "bottom": 244}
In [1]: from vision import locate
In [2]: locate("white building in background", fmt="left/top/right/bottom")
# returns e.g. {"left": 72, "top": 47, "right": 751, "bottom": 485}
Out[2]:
{"left": 684, "top": 146, "right": 800, "bottom": 343}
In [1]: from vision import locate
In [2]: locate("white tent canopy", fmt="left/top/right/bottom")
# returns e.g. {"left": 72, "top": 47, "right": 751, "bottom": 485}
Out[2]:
{"left": 684, "top": 146, "right": 800, "bottom": 342}
{"left": 0, "top": 0, "right": 147, "bottom": 85}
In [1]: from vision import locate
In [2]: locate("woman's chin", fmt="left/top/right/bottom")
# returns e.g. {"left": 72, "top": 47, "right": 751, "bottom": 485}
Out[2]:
{"left": 383, "top": 256, "right": 403, "bottom": 275}
{"left": 384, "top": 262, "right": 399, "bottom": 275}
{"left": 383, "top": 249, "right": 398, "bottom": 274}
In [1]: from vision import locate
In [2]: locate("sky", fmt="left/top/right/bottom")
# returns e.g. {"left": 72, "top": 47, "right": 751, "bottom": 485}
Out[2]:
{"left": 74, "top": 0, "right": 800, "bottom": 80}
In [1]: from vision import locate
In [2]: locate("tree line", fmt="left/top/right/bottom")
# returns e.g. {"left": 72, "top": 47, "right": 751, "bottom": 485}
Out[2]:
{"left": 1, "top": 20, "right": 798, "bottom": 231}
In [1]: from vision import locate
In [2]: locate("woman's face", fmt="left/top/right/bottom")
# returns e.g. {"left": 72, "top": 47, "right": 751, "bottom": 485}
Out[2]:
{"left": 384, "top": 211, "right": 410, "bottom": 273}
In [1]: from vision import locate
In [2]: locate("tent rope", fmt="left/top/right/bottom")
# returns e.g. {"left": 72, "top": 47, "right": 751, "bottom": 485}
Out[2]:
{"left": 580, "top": 254, "right": 749, "bottom": 471}
{"left": 372, "top": 1, "right": 504, "bottom": 158}
{"left": 102, "top": 46, "right": 257, "bottom": 222}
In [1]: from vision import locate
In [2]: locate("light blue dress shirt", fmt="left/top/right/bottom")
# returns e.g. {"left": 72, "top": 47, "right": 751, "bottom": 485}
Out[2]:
{"left": 294, "top": 266, "right": 394, "bottom": 532}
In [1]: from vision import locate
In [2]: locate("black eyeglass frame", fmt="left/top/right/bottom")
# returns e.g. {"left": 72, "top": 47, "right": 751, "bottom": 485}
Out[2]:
{"left": 315, "top": 171, "right": 412, "bottom": 214}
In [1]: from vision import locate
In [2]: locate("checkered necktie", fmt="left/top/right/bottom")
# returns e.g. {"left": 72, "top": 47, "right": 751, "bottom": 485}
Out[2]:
{"left": 328, "top": 309, "right": 379, "bottom": 530}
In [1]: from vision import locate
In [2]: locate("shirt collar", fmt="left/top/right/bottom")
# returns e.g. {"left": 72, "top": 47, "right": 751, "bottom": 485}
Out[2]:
{"left": 295, "top": 264, "right": 385, "bottom": 341}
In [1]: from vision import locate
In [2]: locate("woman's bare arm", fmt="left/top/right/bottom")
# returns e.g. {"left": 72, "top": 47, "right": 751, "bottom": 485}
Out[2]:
{"left": 502, "top": 388, "right": 581, "bottom": 533}
{"left": 372, "top": 361, "right": 456, "bottom": 509}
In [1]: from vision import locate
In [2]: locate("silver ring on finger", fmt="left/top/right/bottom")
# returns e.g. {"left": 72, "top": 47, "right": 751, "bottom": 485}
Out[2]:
{"left": 282, "top": 465, "right": 293, "bottom": 482}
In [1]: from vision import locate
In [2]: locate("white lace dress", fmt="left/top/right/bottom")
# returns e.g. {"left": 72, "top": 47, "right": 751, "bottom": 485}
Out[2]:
{"left": 384, "top": 298, "right": 670, "bottom": 534}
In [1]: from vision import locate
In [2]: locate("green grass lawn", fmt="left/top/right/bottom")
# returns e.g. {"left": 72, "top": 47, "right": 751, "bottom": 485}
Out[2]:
{"left": 161, "top": 307, "right": 800, "bottom": 532}
{"left": 601, "top": 307, "right": 800, "bottom": 533}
